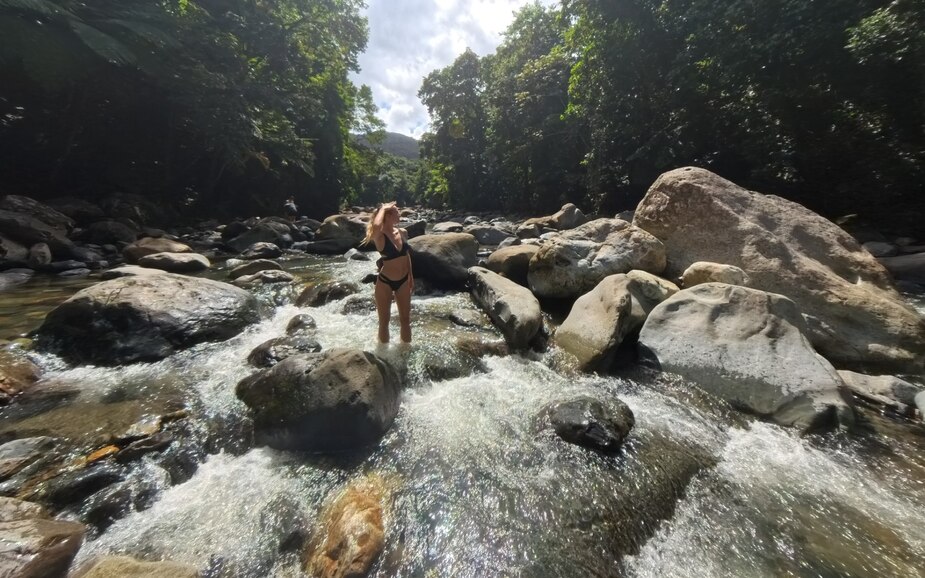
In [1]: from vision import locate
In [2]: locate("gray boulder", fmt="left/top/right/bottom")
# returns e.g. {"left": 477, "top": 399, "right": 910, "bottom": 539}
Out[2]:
{"left": 122, "top": 237, "right": 192, "bottom": 264}
{"left": 82, "top": 220, "right": 137, "bottom": 245}
{"left": 228, "top": 259, "right": 281, "bottom": 280}
{"left": 837, "top": 370, "right": 921, "bottom": 413}
{"left": 240, "top": 242, "right": 282, "bottom": 260}
{"left": 297, "top": 281, "right": 359, "bottom": 307}
{"left": 236, "top": 349, "right": 400, "bottom": 452}
{"left": 0, "top": 497, "right": 85, "bottom": 578}
{"left": 247, "top": 334, "right": 323, "bottom": 367}
{"left": 468, "top": 266, "right": 543, "bottom": 350}
{"left": 432, "top": 221, "right": 464, "bottom": 233}
{"left": 99, "top": 265, "right": 166, "bottom": 280}
{"left": 633, "top": 167, "right": 925, "bottom": 372}
{"left": 0, "top": 268, "right": 34, "bottom": 292}
{"left": 45, "top": 197, "right": 104, "bottom": 226}
{"left": 408, "top": 233, "right": 478, "bottom": 289}
{"left": 521, "top": 203, "right": 587, "bottom": 232}
{"left": 0, "top": 235, "right": 28, "bottom": 264}
{"left": 878, "top": 252, "right": 925, "bottom": 284}
{"left": 638, "top": 283, "right": 854, "bottom": 432}
{"left": 485, "top": 245, "right": 539, "bottom": 287}
{"left": 226, "top": 222, "right": 292, "bottom": 253}
{"left": 37, "top": 273, "right": 261, "bottom": 365}
{"left": 680, "top": 261, "right": 749, "bottom": 288}
{"left": 137, "top": 252, "right": 210, "bottom": 273}
{"left": 464, "top": 224, "right": 513, "bottom": 246}
{"left": 528, "top": 219, "right": 666, "bottom": 299}
{"left": 314, "top": 214, "right": 367, "bottom": 247}
{"left": 542, "top": 396, "right": 634, "bottom": 453}
{"left": 557, "top": 271, "right": 678, "bottom": 371}
{"left": 0, "top": 209, "right": 77, "bottom": 259}
{"left": 863, "top": 241, "right": 898, "bottom": 258}
{"left": 232, "top": 270, "right": 294, "bottom": 286}
{"left": 0, "top": 195, "right": 74, "bottom": 232}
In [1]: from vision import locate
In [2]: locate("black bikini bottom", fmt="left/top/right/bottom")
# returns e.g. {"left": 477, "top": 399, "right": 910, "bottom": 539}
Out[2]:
{"left": 377, "top": 272, "right": 409, "bottom": 291}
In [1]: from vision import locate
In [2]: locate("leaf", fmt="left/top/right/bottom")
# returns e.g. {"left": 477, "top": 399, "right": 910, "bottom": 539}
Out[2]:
{"left": 70, "top": 20, "right": 136, "bottom": 65}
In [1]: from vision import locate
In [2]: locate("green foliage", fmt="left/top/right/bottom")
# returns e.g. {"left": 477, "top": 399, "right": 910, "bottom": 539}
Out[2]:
{"left": 419, "top": 0, "right": 924, "bottom": 221}
{"left": 0, "top": 0, "right": 378, "bottom": 219}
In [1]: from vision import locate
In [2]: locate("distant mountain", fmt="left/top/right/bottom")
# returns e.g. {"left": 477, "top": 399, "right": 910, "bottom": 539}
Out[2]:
{"left": 355, "top": 131, "right": 420, "bottom": 160}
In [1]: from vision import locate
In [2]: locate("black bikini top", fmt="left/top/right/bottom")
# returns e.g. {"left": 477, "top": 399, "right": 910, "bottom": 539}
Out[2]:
{"left": 378, "top": 232, "right": 408, "bottom": 261}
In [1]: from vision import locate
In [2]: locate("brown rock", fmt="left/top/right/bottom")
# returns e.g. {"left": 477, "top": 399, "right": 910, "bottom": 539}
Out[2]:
{"left": 304, "top": 477, "right": 387, "bottom": 578}
{"left": 73, "top": 555, "right": 199, "bottom": 578}
{"left": 0, "top": 350, "right": 41, "bottom": 404}
{"left": 123, "top": 237, "right": 193, "bottom": 264}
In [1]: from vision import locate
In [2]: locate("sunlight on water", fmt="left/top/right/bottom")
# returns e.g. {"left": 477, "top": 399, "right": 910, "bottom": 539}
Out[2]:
{"left": 6, "top": 256, "right": 925, "bottom": 577}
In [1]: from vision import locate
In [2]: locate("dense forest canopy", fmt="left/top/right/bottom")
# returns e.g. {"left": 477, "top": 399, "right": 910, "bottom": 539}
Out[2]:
{"left": 417, "top": 0, "right": 924, "bottom": 226}
{"left": 0, "top": 0, "right": 386, "bottom": 219}
{"left": 1, "top": 0, "right": 922, "bottom": 226}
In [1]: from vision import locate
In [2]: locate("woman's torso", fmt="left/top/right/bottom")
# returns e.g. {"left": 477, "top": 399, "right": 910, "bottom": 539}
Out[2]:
{"left": 376, "top": 228, "right": 410, "bottom": 279}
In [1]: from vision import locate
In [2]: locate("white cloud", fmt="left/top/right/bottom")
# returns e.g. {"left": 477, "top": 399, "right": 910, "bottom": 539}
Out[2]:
{"left": 351, "top": 0, "right": 559, "bottom": 139}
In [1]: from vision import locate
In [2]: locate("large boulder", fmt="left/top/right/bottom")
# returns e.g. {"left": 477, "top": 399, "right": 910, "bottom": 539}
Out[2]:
{"left": 228, "top": 259, "right": 281, "bottom": 280}
{"left": 638, "top": 283, "right": 854, "bottom": 432}
{"left": 468, "top": 267, "right": 543, "bottom": 350}
{"left": 0, "top": 195, "right": 74, "bottom": 233}
{"left": 236, "top": 349, "right": 400, "bottom": 452}
{"left": 314, "top": 214, "right": 367, "bottom": 248}
{"left": 0, "top": 209, "right": 76, "bottom": 259}
{"left": 303, "top": 476, "right": 387, "bottom": 578}
{"left": 0, "top": 235, "right": 29, "bottom": 265}
{"left": 528, "top": 219, "right": 666, "bottom": 299}
{"left": 485, "top": 245, "right": 539, "bottom": 287}
{"left": 0, "top": 497, "right": 86, "bottom": 578}
{"left": 0, "top": 268, "right": 35, "bottom": 291}
{"left": 464, "top": 224, "right": 512, "bottom": 246}
{"left": 837, "top": 370, "right": 921, "bottom": 411}
{"left": 137, "top": 252, "right": 210, "bottom": 273}
{"left": 878, "top": 253, "right": 925, "bottom": 284}
{"left": 633, "top": 167, "right": 925, "bottom": 372}
{"left": 122, "top": 237, "right": 192, "bottom": 264}
{"left": 408, "top": 233, "right": 478, "bottom": 289}
{"left": 45, "top": 197, "right": 104, "bottom": 226}
{"left": 521, "top": 203, "right": 587, "bottom": 231}
{"left": 81, "top": 220, "right": 138, "bottom": 245}
{"left": 556, "top": 271, "right": 678, "bottom": 371}
{"left": 37, "top": 273, "right": 261, "bottom": 365}
{"left": 226, "top": 221, "right": 292, "bottom": 253}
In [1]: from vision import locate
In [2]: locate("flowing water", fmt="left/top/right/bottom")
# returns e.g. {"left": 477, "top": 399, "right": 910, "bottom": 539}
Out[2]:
{"left": 1, "top": 257, "right": 924, "bottom": 577}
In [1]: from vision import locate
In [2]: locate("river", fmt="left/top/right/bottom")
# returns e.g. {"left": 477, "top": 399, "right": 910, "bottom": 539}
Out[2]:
{"left": 1, "top": 255, "right": 924, "bottom": 577}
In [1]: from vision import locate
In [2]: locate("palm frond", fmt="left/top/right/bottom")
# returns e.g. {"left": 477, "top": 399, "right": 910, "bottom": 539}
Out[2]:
{"left": 70, "top": 20, "right": 136, "bottom": 65}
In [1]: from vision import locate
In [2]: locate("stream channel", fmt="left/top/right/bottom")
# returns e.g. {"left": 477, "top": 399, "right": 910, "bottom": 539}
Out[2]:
{"left": 1, "top": 254, "right": 924, "bottom": 577}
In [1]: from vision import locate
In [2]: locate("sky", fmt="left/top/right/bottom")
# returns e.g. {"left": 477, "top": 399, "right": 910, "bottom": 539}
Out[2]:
{"left": 351, "top": 0, "right": 558, "bottom": 139}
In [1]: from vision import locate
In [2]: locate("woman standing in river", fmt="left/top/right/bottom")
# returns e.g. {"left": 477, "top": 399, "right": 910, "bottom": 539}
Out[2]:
{"left": 363, "top": 201, "right": 414, "bottom": 344}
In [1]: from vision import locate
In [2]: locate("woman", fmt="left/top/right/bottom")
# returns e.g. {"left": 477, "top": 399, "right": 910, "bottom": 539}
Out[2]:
{"left": 363, "top": 201, "right": 414, "bottom": 344}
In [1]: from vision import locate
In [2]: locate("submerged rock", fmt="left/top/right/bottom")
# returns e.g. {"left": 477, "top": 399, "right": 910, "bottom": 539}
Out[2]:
{"left": 37, "top": 273, "right": 261, "bottom": 365}
{"left": 633, "top": 167, "right": 925, "bottom": 372}
{"left": 638, "top": 283, "right": 854, "bottom": 432}
{"left": 542, "top": 396, "right": 634, "bottom": 453}
{"left": 236, "top": 349, "right": 400, "bottom": 452}
{"left": 303, "top": 476, "right": 387, "bottom": 578}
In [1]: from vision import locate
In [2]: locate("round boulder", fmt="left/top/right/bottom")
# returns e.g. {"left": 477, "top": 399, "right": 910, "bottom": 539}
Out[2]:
{"left": 542, "top": 396, "right": 634, "bottom": 453}
{"left": 638, "top": 283, "right": 854, "bottom": 432}
{"left": 485, "top": 245, "right": 539, "bottom": 287}
{"left": 236, "top": 348, "right": 400, "bottom": 452}
{"left": 680, "top": 261, "right": 749, "bottom": 288}
{"left": 37, "top": 273, "right": 261, "bottom": 365}
{"left": 137, "top": 252, "right": 210, "bottom": 273}
{"left": 408, "top": 233, "right": 478, "bottom": 289}
{"left": 122, "top": 237, "right": 192, "bottom": 264}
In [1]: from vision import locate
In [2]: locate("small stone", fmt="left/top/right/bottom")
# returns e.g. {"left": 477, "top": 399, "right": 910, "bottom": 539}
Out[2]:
{"left": 545, "top": 396, "right": 634, "bottom": 453}
{"left": 85, "top": 446, "right": 120, "bottom": 465}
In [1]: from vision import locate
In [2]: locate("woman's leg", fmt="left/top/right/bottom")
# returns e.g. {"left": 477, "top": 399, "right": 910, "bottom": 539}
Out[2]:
{"left": 395, "top": 278, "right": 412, "bottom": 343}
{"left": 374, "top": 279, "right": 393, "bottom": 343}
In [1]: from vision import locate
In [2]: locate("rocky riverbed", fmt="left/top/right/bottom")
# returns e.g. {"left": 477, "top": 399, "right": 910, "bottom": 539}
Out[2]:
{"left": 1, "top": 168, "right": 924, "bottom": 577}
